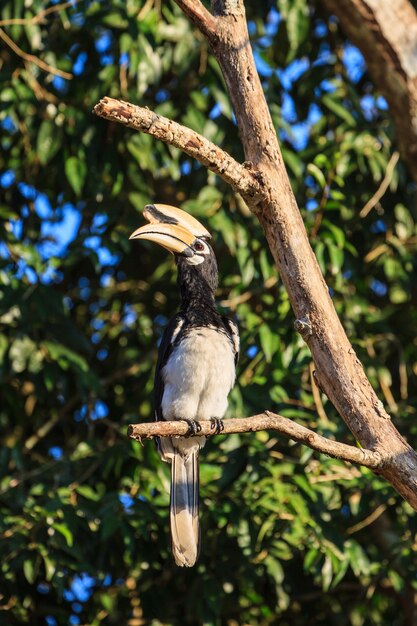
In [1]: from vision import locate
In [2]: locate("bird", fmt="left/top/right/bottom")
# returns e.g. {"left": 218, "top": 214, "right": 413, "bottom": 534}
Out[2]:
{"left": 130, "top": 203, "right": 239, "bottom": 567}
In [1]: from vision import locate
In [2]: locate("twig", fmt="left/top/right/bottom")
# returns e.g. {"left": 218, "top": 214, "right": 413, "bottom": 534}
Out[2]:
{"left": 0, "top": 27, "right": 72, "bottom": 79}
{"left": 378, "top": 374, "right": 398, "bottom": 414}
{"left": 309, "top": 362, "right": 329, "bottom": 423}
{"left": 0, "top": 459, "right": 60, "bottom": 496}
{"left": 93, "top": 97, "right": 263, "bottom": 205}
{"left": 399, "top": 356, "right": 408, "bottom": 401}
{"left": 219, "top": 290, "right": 252, "bottom": 308}
{"left": 24, "top": 61, "right": 59, "bottom": 103}
{"left": 138, "top": 0, "right": 155, "bottom": 21}
{"left": 0, "top": 0, "right": 78, "bottom": 26}
{"left": 128, "top": 411, "right": 383, "bottom": 469}
{"left": 359, "top": 151, "right": 400, "bottom": 218}
{"left": 364, "top": 243, "right": 389, "bottom": 263}
{"left": 310, "top": 468, "right": 361, "bottom": 483}
{"left": 347, "top": 503, "right": 387, "bottom": 534}
{"left": 310, "top": 168, "right": 335, "bottom": 239}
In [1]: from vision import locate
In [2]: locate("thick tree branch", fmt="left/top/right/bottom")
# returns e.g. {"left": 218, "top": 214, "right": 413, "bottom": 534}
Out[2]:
{"left": 318, "top": 0, "right": 417, "bottom": 184}
{"left": 175, "top": 0, "right": 218, "bottom": 39}
{"left": 128, "top": 411, "right": 382, "bottom": 469}
{"left": 93, "top": 97, "right": 262, "bottom": 205}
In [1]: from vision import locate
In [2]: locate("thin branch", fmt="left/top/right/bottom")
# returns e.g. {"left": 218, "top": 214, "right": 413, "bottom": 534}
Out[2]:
{"left": 310, "top": 167, "right": 336, "bottom": 239}
{"left": 24, "top": 414, "right": 60, "bottom": 452}
{"left": 347, "top": 503, "right": 387, "bottom": 535}
{"left": 174, "top": 0, "right": 218, "bottom": 39}
{"left": 0, "top": 0, "right": 78, "bottom": 26}
{"left": 24, "top": 61, "right": 59, "bottom": 103}
{"left": 128, "top": 411, "right": 383, "bottom": 469}
{"left": 309, "top": 361, "right": 329, "bottom": 424}
{"left": 93, "top": 97, "right": 263, "bottom": 204}
{"left": 138, "top": 0, "right": 155, "bottom": 21}
{"left": 0, "top": 27, "right": 72, "bottom": 79}
{"left": 359, "top": 151, "right": 400, "bottom": 218}
{"left": 364, "top": 243, "right": 389, "bottom": 263}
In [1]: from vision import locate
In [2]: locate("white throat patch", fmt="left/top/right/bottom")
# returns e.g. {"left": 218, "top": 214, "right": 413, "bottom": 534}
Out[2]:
{"left": 185, "top": 254, "right": 205, "bottom": 265}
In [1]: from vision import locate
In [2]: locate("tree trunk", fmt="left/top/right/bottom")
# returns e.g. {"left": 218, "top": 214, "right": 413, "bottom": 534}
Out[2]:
{"left": 318, "top": 0, "right": 417, "bottom": 183}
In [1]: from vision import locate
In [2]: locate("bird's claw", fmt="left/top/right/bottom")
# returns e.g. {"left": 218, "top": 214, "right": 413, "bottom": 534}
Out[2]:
{"left": 209, "top": 417, "right": 224, "bottom": 435}
{"left": 175, "top": 418, "right": 202, "bottom": 437}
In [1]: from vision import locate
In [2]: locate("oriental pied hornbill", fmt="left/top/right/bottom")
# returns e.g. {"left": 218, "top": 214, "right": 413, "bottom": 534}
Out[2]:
{"left": 130, "top": 204, "right": 239, "bottom": 567}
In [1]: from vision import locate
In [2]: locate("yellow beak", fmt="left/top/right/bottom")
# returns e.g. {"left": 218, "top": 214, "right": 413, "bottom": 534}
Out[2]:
{"left": 129, "top": 222, "right": 197, "bottom": 256}
{"left": 143, "top": 204, "right": 211, "bottom": 239}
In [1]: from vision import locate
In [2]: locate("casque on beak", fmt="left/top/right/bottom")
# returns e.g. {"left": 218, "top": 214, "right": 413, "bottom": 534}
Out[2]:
{"left": 142, "top": 204, "right": 211, "bottom": 239}
{"left": 129, "top": 204, "right": 211, "bottom": 256}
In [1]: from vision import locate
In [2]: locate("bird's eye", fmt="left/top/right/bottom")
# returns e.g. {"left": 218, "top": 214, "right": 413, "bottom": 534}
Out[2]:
{"left": 194, "top": 241, "right": 205, "bottom": 253}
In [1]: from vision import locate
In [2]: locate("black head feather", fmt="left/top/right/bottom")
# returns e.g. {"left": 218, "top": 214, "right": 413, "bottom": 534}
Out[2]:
{"left": 176, "top": 243, "right": 219, "bottom": 312}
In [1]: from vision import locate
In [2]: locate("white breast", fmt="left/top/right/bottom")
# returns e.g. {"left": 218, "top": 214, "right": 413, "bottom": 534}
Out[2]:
{"left": 161, "top": 327, "right": 236, "bottom": 422}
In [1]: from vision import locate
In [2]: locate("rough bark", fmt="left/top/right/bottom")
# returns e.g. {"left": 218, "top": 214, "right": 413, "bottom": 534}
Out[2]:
{"left": 94, "top": 0, "right": 417, "bottom": 510}
{"left": 319, "top": 0, "right": 417, "bottom": 183}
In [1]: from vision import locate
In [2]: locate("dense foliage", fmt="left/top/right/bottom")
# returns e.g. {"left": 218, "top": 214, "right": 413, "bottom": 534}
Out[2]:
{"left": 1, "top": 1, "right": 417, "bottom": 624}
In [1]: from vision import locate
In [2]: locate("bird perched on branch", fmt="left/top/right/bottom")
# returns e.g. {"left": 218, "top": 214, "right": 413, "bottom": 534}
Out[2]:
{"left": 130, "top": 204, "right": 239, "bottom": 567}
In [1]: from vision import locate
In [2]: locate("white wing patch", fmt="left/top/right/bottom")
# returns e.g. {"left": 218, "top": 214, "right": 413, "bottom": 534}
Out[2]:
{"left": 221, "top": 318, "right": 239, "bottom": 363}
{"left": 170, "top": 317, "right": 184, "bottom": 345}
{"left": 227, "top": 319, "right": 240, "bottom": 356}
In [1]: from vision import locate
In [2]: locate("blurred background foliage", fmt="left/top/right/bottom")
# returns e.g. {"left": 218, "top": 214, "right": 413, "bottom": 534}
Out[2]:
{"left": 1, "top": 0, "right": 417, "bottom": 624}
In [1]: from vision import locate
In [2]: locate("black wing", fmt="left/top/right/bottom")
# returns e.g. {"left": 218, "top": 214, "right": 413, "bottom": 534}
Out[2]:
{"left": 154, "top": 313, "right": 185, "bottom": 422}
{"left": 221, "top": 315, "right": 240, "bottom": 367}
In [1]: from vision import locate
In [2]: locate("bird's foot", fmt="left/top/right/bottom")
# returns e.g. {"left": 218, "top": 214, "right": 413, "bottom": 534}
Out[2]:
{"left": 175, "top": 418, "right": 202, "bottom": 437}
{"left": 209, "top": 417, "right": 224, "bottom": 435}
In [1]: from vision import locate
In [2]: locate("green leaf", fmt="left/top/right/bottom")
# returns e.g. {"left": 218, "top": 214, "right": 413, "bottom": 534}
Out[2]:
{"left": 0, "top": 87, "right": 16, "bottom": 102}
{"left": 327, "top": 242, "right": 344, "bottom": 275}
{"left": 259, "top": 324, "right": 274, "bottom": 363}
{"left": 304, "top": 548, "right": 319, "bottom": 572}
{"left": 100, "top": 593, "right": 114, "bottom": 612}
{"left": 293, "top": 475, "right": 317, "bottom": 501}
{"left": 53, "top": 523, "right": 74, "bottom": 547}
{"left": 9, "top": 336, "right": 43, "bottom": 374}
{"left": 322, "top": 95, "right": 356, "bottom": 126}
{"left": 307, "top": 163, "right": 326, "bottom": 188}
{"left": 37, "top": 120, "right": 61, "bottom": 165}
{"left": 102, "top": 12, "right": 128, "bottom": 28}
{"left": 76, "top": 485, "right": 100, "bottom": 501}
{"left": 285, "top": 0, "right": 309, "bottom": 57}
{"left": 323, "top": 220, "right": 346, "bottom": 248}
{"left": 321, "top": 555, "right": 333, "bottom": 591}
{"left": 42, "top": 341, "right": 89, "bottom": 373}
{"left": 23, "top": 559, "right": 36, "bottom": 584}
{"left": 65, "top": 156, "right": 87, "bottom": 196}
